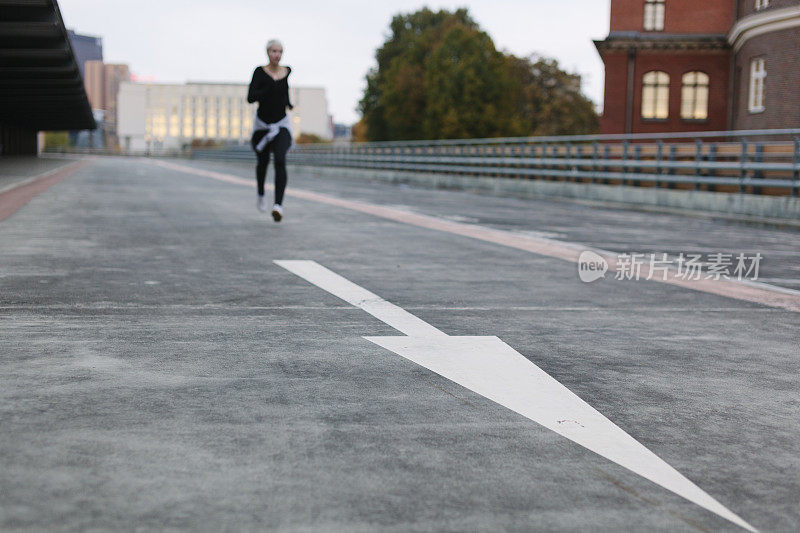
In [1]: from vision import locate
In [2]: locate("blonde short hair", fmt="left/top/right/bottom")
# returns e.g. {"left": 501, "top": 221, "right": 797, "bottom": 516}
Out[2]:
{"left": 266, "top": 39, "right": 283, "bottom": 53}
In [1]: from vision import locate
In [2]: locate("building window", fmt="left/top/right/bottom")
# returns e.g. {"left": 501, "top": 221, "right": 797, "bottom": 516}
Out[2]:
{"left": 749, "top": 58, "right": 766, "bottom": 113}
{"left": 681, "top": 72, "right": 709, "bottom": 120}
{"left": 755, "top": 0, "right": 769, "bottom": 10}
{"left": 642, "top": 71, "right": 670, "bottom": 119}
{"left": 644, "top": 0, "right": 666, "bottom": 31}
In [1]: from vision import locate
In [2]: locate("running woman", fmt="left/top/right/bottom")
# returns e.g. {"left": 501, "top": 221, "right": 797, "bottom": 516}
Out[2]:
{"left": 248, "top": 39, "right": 293, "bottom": 222}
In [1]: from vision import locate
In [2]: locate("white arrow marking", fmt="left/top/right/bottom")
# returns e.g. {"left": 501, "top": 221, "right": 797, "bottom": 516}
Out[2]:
{"left": 274, "top": 260, "right": 757, "bottom": 532}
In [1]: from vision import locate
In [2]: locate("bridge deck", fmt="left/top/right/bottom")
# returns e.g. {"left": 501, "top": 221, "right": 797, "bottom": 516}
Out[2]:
{"left": 1, "top": 155, "right": 798, "bottom": 531}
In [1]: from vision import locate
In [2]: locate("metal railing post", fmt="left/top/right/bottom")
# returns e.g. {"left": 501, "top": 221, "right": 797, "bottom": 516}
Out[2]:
{"left": 694, "top": 139, "right": 703, "bottom": 190}
{"left": 755, "top": 142, "right": 765, "bottom": 194}
{"left": 708, "top": 144, "right": 717, "bottom": 177}
{"left": 668, "top": 144, "right": 676, "bottom": 189}
{"left": 565, "top": 142, "right": 573, "bottom": 182}
{"left": 707, "top": 143, "right": 717, "bottom": 192}
{"left": 524, "top": 143, "right": 532, "bottom": 180}
{"left": 622, "top": 140, "right": 629, "bottom": 186}
{"left": 655, "top": 140, "right": 663, "bottom": 188}
{"left": 793, "top": 137, "right": 800, "bottom": 198}
{"left": 739, "top": 139, "right": 748, "bottom": 194}
{"left": 541, "top": 143, "right": 549, "bottom": 180}
{"left": 753, "top": 143, "right": 764, "bottom": 179}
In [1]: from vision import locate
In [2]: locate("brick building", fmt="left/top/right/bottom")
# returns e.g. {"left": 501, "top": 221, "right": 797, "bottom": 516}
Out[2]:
{"left": 595, "top": 0, "right": 800, "bottom": 134}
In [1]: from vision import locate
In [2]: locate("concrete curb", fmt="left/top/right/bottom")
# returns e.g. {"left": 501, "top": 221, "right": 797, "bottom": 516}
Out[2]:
{"left": 289, "top": 164, "right": 800, "bottom": 228}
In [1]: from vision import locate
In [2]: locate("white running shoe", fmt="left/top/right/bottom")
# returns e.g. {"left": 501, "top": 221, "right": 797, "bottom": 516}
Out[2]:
{"left": 271, "top": 204, "right": 283, "bottom": 222}
{"left": 257, "top": 195, "right": 268, "bottom": 212}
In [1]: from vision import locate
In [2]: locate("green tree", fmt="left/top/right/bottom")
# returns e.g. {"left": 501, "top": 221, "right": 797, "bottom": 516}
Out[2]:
{"left": 422, "top": 21, "right": 525, "bottom": 139}
{"left": 295, "top": 133, "right": 329, "bottom": 144}
{"left": 43, "top": 131, "right": 70, "bottom": 149}
{"left": 358, "top": 8, "right": 599, "bottom": 141}
{"left": 360, "top": 8, "right": 508, "bottom": 141}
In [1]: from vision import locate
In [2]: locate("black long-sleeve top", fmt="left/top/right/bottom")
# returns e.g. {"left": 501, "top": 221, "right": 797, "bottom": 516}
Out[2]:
{"left": 247, "top": 66, "right": 294, "bottom": 123}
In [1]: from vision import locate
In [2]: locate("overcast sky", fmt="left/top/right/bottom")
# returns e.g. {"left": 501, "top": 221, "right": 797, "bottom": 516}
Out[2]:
{"left": 58, "top": 0, "right": 611, "bottom": 125}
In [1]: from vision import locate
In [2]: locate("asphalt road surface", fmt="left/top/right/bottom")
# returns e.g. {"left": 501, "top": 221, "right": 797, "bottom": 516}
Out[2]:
{"left": 1, "top": 155, "right": 799, "bottom": 532}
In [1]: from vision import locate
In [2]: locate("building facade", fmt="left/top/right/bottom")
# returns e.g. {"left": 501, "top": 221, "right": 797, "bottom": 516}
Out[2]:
{"left": 595, "top": 0, "right": 800, "bottom": 133}
{"left": 730, "top": 0, "right": 800, "bottom": 130}
{"left": 65, "top": 30, "right": 103, "bottom": 146}
{"left": 66, "top": 30, "right": 102, "bottom": 79}
{"left": 117, "top": 82, "right": 332, "bottom": 153}
{"left": 84, "top": 61, "right": 131, "bottom": 148}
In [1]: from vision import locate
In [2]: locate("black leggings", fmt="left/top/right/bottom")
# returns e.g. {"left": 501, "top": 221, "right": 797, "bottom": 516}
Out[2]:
{"left": 255, "top": 128, "right": 291, "bottom": 205}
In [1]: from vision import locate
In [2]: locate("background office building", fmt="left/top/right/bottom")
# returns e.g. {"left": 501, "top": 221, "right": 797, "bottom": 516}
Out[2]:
{"left": 84, "top": 61, "right": 131, "bottom": 148}
{"left": 65, "top": 29, "right": 104, "bottom": 147}
{"left": 595, "top": 0, "right": 800, "bottom": 134}
{"left": 117, "top": 82, "right": 332, "bottom": 152}
{"left": 66, "top": 29, "right": 102, "bottom": 78}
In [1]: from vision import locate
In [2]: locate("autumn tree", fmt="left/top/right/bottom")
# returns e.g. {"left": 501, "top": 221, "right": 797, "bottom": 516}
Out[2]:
{"left": 505, "top": 54, "right": 599, "bottom": 136}
{"left": 358, "top": 8, "right": 598, "bottom": 141}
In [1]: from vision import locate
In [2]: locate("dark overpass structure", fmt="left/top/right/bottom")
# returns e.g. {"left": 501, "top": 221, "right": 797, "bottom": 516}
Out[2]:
{"left": 0, "top": 0, "right": 94, "bottom": 155}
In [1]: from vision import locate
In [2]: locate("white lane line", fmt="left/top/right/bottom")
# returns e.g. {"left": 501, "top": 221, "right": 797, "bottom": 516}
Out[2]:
{"left": 275, "top": 259, "right": 757, "bottom": 533}
{"left": 274, "top": 260, "right": 446, "bottom": 338}
{"left": 0, "top": 176, "right": 41, "bottom": 194}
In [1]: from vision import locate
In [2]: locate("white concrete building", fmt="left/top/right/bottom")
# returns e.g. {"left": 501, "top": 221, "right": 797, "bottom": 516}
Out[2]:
{"left": 117, "top": 81, "right": 331, "bottom": 153}
{"left": 289, "top": 86, "right": 332, "bottom": 142}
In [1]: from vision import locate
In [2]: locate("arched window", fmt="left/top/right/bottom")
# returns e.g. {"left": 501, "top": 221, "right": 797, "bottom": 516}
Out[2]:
{"left": 681, "top": 72, "right": 709, "bottom": 120}
{"left": 644, "top": 0, "right": 666, "bottom": 31}
{"left": 641, "top": 71, "right": 670, "bottom": 119}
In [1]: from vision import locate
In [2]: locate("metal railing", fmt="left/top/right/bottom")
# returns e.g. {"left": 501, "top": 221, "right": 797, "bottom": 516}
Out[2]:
{"left": 43, "top": 146, "right": 189, "bottom": 157}
{"left": 197, "top": 129, "right": 800, "bottom": 197}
